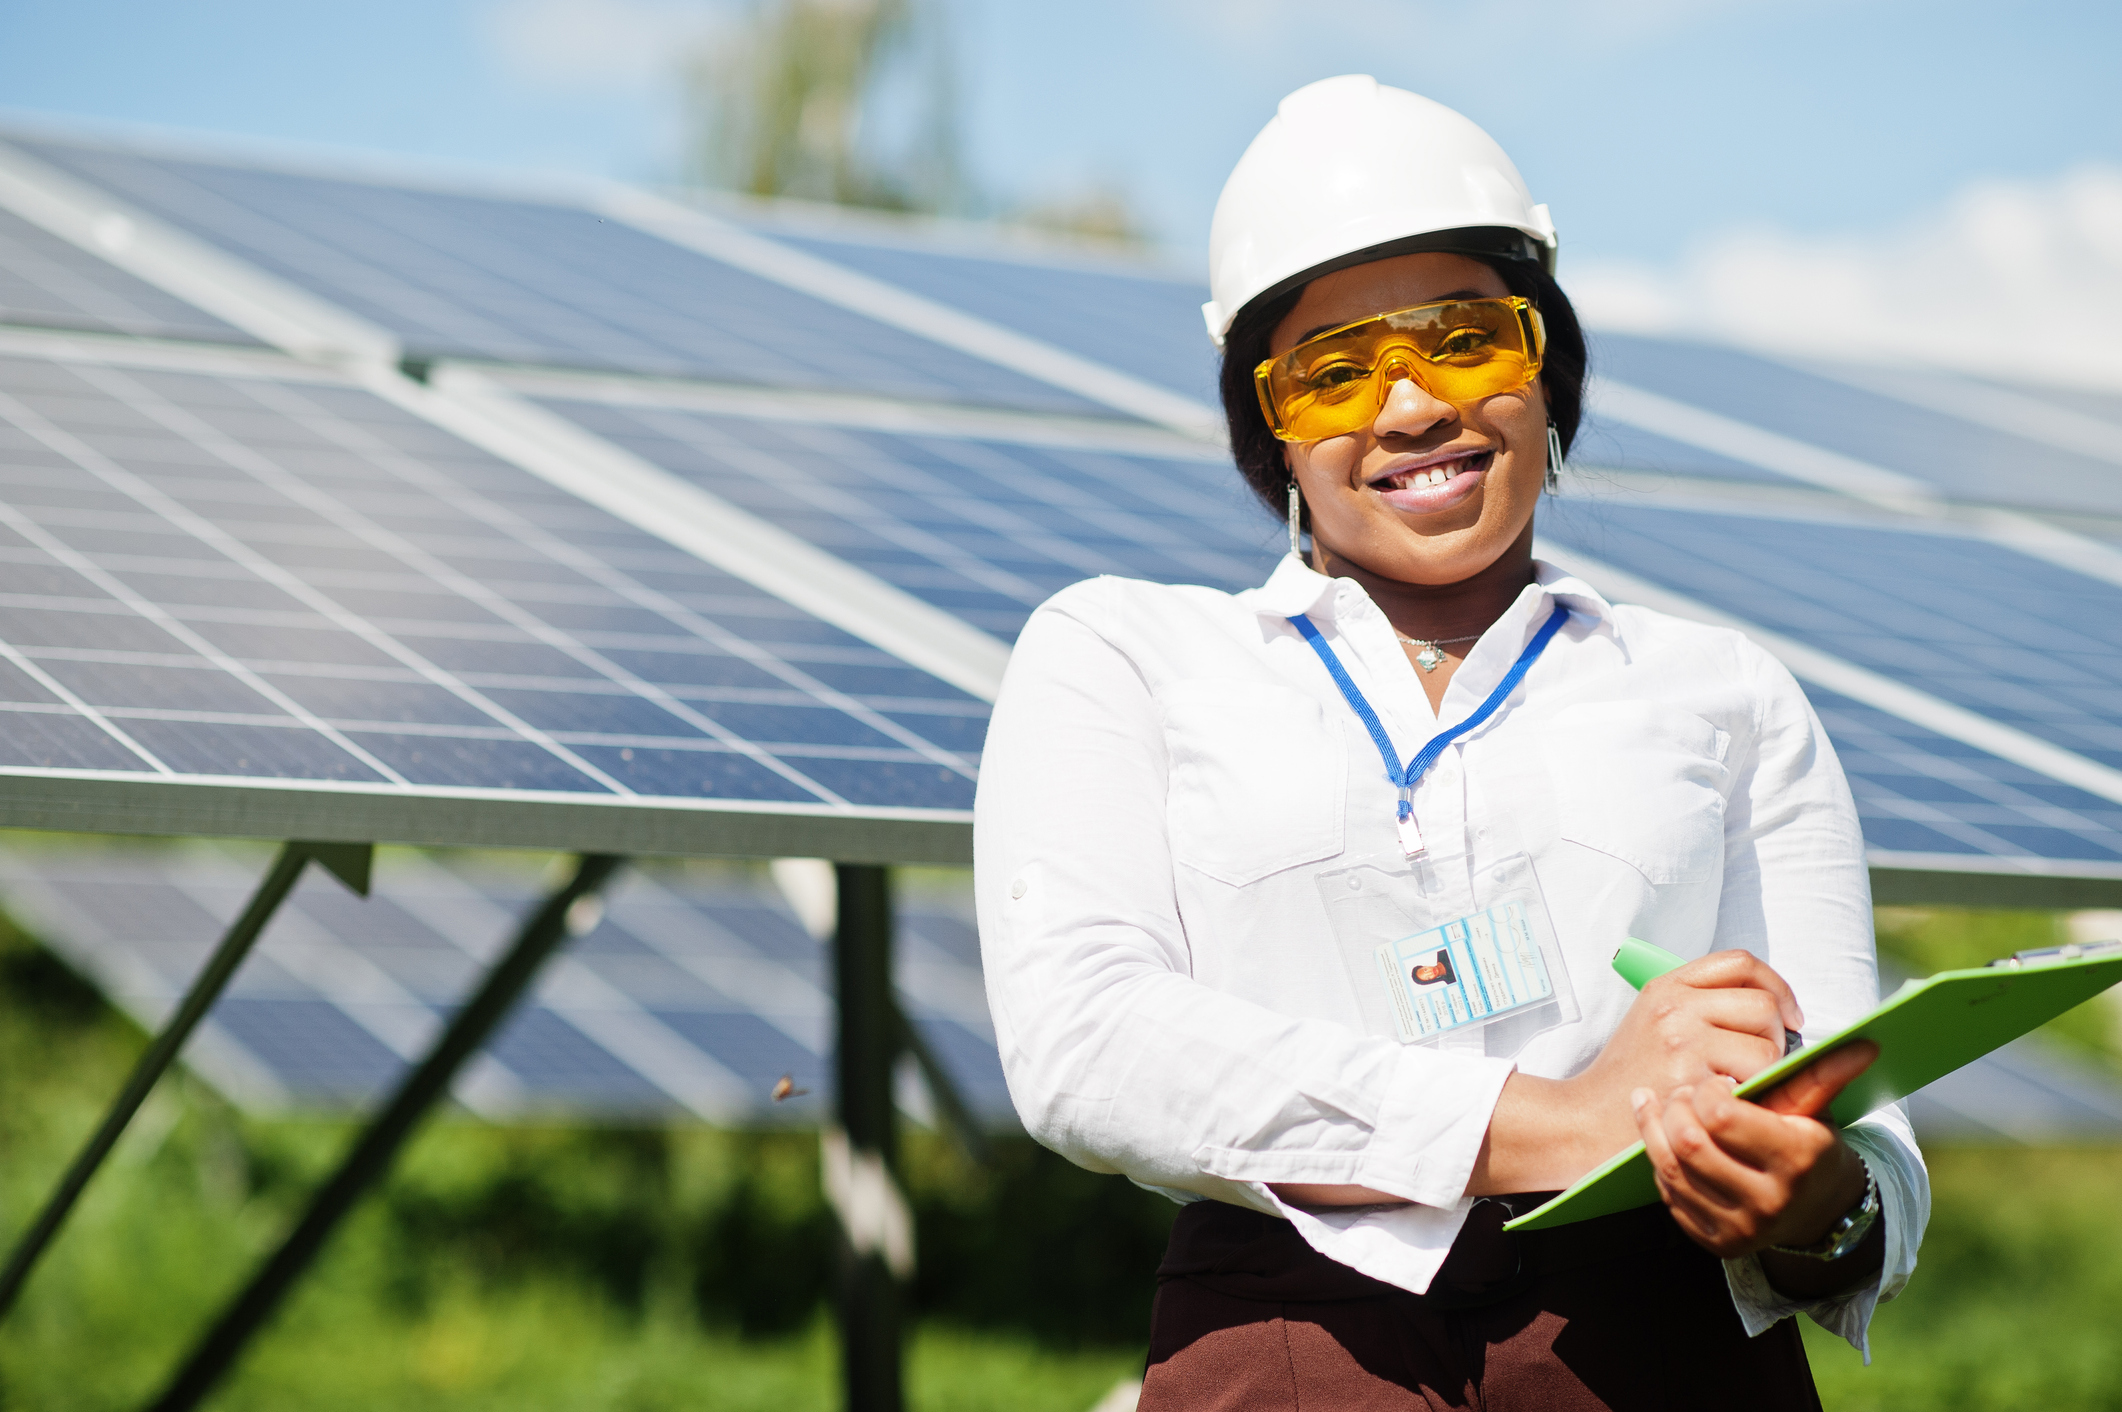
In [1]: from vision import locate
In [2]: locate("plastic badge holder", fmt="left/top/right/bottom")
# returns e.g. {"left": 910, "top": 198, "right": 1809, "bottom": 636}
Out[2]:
{"left": 1318, "top": 849, "right": 1579, "bottom": 1055}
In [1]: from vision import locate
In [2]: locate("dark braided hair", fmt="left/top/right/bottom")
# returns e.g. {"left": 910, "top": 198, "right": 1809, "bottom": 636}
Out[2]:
{"left": 1217, "top": 255, "right": 1589, "bottom": 531}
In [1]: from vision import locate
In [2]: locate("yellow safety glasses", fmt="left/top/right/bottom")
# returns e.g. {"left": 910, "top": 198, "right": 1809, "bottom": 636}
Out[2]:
{"left": 1254, "top": 296, "right": 1546, "bottom": 443}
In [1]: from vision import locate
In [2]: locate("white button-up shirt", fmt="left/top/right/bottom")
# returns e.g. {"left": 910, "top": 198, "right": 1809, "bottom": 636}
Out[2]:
{"left": 975, "top": 554, "right": 1927, "bottom": 1354}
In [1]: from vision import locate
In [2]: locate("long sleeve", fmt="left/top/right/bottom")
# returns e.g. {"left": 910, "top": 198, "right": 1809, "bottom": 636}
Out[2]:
{"left": 975, "top": 581, "right": 1515, "bottom": 1293}
{"left": 1714, "top": 643, "right": 1930, "bottom": 1355}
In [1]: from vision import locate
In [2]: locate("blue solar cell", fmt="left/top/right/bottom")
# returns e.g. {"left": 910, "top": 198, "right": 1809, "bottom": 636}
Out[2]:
{"left": 0, "top": 205, "right": 259, "bottom": 345}
{"left": 878, "top": 710, "right": 987, "bottom": 754}
{"left": 679, "top": 700, "right": 904, "bottom": 749}
{"left": 1569, "top": 413, "right": 1789, "bottom": 485}
{"left": 538, "top": 398, "right": 1281, "bottom": 642}
{"left": 41, "top": 658, "right": 278, "bottom": 713}
{"left": 1544, "top": 496, "right": 2122, "bottom": 775}
{"left": 908, "top": 1016, "right": 1012, "bottom": 1116}
{"left": 20, "top": 139, "right": 1109, "bottom": 416}
{"left": 561, "top": 745, "right": 821, "bottom": 803}
{"left": 343, "top": 732, "right": 606, "bottom": 791}
{"left": 1805, "top": 685, "right": 2122, "bottom": 863}
{"left": 0, "top": 660, "right": 62, "bottom": 704}
{"left": 591, "top": 646, "right": 809, "bottom": 693}
{"left": 211, "top": 997, "right": 403, "bottom": 1096}
{"left": 0, "top": 708, "right": 151, "bottom": 770}
{"left": 258, "top": 674, "right": 498, "bottom": 727}
{"left": 479, "top": 688, "right": 708, "bottom": 738}
{"left": 484, "top": 1006, "right": 671, "bottom": 1108}
{"left": 1594, "top": 332, "right": 2122, "bottom": 513}
{"left": 788, "top": 756, "right": 977, "bottom": 811}
{"left": 650, "top": 1009, "right": 824, "bottom": 1097}
{"left": 765, "top": 225, "right": 1220, "bottom": 405}
{"left": 119, "top": 718, "right": 389, "bottom": 781}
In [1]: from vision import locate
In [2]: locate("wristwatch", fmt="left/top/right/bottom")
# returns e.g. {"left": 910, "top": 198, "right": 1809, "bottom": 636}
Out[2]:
{"left": 1769, "top": 1160, "right": 1879, "bottom": 1261}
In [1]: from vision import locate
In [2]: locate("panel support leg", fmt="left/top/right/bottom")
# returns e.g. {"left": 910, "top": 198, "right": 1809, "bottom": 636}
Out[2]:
{"left": 0, "top": 840, "right": 372, "bottom": 1325}
{"left": 143, "top": 853, "right": 624, "bottom": 1412}
{"left": 833, "top": 863, "right": 905, "bottom": 1412}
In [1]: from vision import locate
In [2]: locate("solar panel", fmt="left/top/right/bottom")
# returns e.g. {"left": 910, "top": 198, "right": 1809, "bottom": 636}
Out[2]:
{"left": 1543, "top": 495, "right": 2122, "bottom": 773}
{"left": 760, "top": 223, "right": 1222, "bottom": 405}
{"left": 0, "top": 206, "right": 258, "bottom": 347}
{"left": 0, "top": 342, "right": 985, "bottom": 850}
{"left": 1809, "top": 683, "right": 2122, "bottom": 866}
{"left": 1592, "top": 331, "right": 2122, "bottom": 514}
{"left": 0, "top": 843, "right": 1011, "bottom": 1122}
{"left": 8, "top": 136, "right": 1112, "bottom": 417}
{"left": 529, "top": 387, "right": 1282, "bottom": 641}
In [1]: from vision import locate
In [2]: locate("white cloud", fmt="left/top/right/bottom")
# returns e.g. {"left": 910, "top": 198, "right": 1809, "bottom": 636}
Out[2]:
{"left": 1567, "top": 165, "right": 2122, "bottom": 391}
{"left": 481, "top": 0, "right": 727, "bottom": 89}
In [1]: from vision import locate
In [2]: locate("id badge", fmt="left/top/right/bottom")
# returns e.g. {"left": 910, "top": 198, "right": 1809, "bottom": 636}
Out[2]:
{"left": 1317, "top": 848, "right": 1579, "bottom": 1056}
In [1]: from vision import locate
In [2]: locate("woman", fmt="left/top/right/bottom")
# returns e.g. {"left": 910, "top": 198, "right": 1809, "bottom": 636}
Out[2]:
{"left": 976, "top": 75, "right": 1925, "bottom": 1409}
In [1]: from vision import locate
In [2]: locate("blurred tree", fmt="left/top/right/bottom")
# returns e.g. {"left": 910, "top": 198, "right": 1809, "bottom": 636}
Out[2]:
{"left": 688, "top": 0, "right": 963, "bottom": 214}
{"left": 685, "top": 0, "right": 1147, "bottom": 245}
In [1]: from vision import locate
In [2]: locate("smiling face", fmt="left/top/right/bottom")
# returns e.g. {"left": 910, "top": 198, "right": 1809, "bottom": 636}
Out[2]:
{"left": 1272, "top": 252, "right": 1549, "bottom": 587}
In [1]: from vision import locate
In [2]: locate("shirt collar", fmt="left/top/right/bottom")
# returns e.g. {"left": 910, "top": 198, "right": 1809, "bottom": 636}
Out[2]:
{"left": 1242, "top": 552, "right": 1625, "bottom": 647}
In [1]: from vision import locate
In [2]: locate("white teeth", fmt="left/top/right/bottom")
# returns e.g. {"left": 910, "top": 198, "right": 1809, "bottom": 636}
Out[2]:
{"left": 1379, "top": 460, "right": 1472, "bottom": 491}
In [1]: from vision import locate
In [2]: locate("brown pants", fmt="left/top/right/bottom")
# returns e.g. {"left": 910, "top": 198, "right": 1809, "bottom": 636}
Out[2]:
{"left": 1139, "top": 1199, "right": 1821, "bottom": 1412}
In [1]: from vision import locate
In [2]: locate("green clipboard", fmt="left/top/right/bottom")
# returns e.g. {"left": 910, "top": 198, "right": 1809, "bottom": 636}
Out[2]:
{"left": 1503, "top": 944, "right": 2122, "bottom": 1232}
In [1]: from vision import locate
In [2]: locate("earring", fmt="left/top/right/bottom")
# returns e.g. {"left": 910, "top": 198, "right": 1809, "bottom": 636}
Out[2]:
{"left": 1287, "top": 479, "right": 1304, "bottom": 558}
{"left": 1546, "top": 422, "right": 1566, "bottom": 486}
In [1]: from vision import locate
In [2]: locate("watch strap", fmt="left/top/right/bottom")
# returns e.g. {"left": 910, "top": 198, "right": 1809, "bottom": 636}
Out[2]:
{"left": 1769, "top": 1160, "right": 1878, "bottom": 1262}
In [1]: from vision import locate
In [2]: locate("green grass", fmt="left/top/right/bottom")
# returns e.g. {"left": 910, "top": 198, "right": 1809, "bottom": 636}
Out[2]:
{"left": 1806, "top": 1147, "right": 2122, "bottom": 1412}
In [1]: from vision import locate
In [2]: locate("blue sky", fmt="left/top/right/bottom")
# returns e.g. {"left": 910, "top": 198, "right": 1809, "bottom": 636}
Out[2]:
{"left": 3, "top": 0, "right": 2116, "bottom": 271}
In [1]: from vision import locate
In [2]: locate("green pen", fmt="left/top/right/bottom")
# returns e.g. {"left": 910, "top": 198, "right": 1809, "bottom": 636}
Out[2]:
{"left": 1612, "top": 938, "right": 1803, "bottom": 1055}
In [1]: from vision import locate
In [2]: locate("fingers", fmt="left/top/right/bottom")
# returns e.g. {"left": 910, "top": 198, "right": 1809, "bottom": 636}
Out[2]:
{"left": 1680, "top": 986, "right": 1789, "bottom": 1053}
{"left": 1756, "top": 1039, "right": 1880, "bottom": 1119}
{"left": 1635, "top": 1081, "right": 1830, "bottom": 1257}
{"left": 1689, "top": 1077, "right": 1836, "bottom": 1174}
{"left": 1634, "top": 1086, "right": 1745, "bottom": 1249}
{"left": 1664, "top": 950, "right": 1805, "bottom": 1032}
{"left": 1693, "top": 1030, "right": 1785, "bottom": 1087}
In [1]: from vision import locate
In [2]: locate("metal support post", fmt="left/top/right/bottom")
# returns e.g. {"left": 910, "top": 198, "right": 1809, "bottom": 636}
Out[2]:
{"left": 833, "top": 863, "right": 904, "bottom": 1412}
{"left": 895, "top": 1005, "right": 992, "bottom": 1166}
{"left": 144, "top": 853, "right": 624, "bottom": 1412}
{"left": 0, "top": 840, "right": 372, "bottom": 1325}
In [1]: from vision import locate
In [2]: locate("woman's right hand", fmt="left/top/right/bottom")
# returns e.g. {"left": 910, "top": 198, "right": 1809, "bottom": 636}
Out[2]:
{"left": 1471, "top": 949, "right": 1805, "bottom": 1194}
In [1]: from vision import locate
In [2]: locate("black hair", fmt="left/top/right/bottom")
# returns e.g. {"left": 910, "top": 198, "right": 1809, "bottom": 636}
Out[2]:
{"left": 1217, "top": 250, "right": 1588, "bottom": 529}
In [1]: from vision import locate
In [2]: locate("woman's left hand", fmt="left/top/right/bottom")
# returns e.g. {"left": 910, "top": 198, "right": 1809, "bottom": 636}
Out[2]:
{"left": 1631, "top": 1040, "right": 1883, "bottom": 1291}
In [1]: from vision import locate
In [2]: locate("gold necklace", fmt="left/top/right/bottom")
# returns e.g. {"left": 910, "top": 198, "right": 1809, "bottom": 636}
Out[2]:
{"left": 1395, "top": 630, "right": 1485, "bottom": 673}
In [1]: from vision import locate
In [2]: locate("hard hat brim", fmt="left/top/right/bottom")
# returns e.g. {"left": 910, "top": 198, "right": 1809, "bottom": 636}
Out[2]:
{"left": 1207, "top": 225, "right": 1554, "bottom": 350}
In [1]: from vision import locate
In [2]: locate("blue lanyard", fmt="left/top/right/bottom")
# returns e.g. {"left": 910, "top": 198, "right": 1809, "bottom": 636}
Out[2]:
{"left": 1289, "top": 603, "right": 1570, "bottom": 848}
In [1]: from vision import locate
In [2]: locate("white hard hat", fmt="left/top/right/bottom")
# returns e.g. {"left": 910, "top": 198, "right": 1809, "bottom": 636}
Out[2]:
{"left": 1202, "top": 75, "right": 1557, "bottom": 348}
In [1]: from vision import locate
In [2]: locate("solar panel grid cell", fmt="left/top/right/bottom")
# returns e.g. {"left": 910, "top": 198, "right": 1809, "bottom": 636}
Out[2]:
{"left": 18, "top": 141, "right": 1109, "bottom": 416}
{"left": 0, "top": 205, "right": 259, "bottom": 346}
{"left": 766, "top": 228, "right": 1223, "bottom": 404}
{"left": 1595, "top": 332, "right": 2122, "bottom": 513}
{"left": 1544, "top": 497, "right": 2122, "bottom": 773}
{"left": 1808, "top": 684, "right": 2122, "bottom": 863}
{"left": 541, "top": 397, "right": 1282, "bottom": 641}
{"left": 0, "top": 352, "right": 984, "bottom": 810}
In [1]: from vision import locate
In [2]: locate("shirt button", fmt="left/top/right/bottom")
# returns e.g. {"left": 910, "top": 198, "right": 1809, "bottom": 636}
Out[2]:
{"left": 1010, "top": 878, "right": 1028, "bottom": 900}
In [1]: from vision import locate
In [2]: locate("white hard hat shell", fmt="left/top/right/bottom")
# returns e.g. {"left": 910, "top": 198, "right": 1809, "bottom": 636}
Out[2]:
{"left": 1202, "top": 75, "right": 1557, "bottom": 348}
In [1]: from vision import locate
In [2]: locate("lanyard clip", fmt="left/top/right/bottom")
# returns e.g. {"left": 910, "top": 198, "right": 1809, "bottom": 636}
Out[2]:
{"left": 1396, "top": 790, "right": 1424, "bottom": 857}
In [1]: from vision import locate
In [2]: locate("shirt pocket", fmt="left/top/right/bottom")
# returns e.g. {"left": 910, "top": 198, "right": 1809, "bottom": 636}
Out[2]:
{"left": 1545, "top": 701, "right": 1731, "bottom": 885}
{"left": 1160, "top": 678, "right": 1346, "bottom": 888}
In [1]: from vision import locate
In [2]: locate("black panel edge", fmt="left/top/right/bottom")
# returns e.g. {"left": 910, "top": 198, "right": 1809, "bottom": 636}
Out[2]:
{"left": 0, "top": 774, "right": 971, "bottom": 866}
